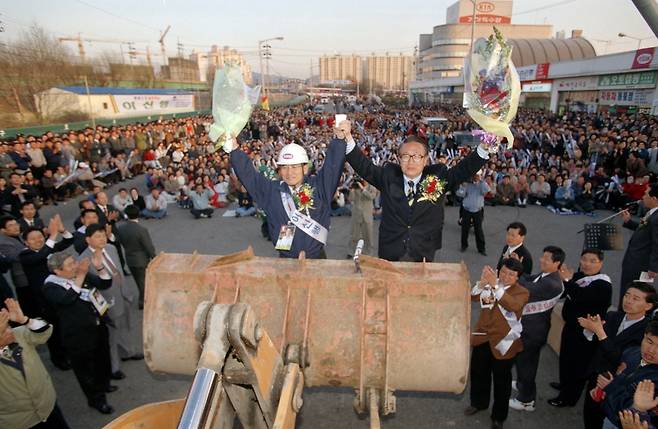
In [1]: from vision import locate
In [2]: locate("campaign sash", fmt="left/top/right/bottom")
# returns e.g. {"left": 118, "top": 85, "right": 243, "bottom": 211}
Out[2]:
{"left": 522, "top": 285, "right": 564, "bottom": 316}
{"left": 575, "top": 273, "right": 611, "bottom": 288}
{"left": 280, "top": 191, "right": 328, "bottom": 245}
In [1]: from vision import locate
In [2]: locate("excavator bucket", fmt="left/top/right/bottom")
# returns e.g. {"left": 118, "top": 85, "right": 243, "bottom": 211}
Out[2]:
{"left": 143, "top": 248, "right": 471, "bottom": 394}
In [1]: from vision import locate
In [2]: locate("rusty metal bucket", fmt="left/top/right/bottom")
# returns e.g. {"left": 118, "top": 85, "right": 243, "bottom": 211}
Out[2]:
{"left": 143, "top": 248, "right": 471, "bottom": 394}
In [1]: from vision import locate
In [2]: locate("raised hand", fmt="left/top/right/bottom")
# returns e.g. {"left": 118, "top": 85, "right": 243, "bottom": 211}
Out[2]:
{"left": 47, "top": 217, "right": 59, "bottom": 238}
{"left": 621, "top": 209, "right": 631, "bottom": 224}
{"left": 596, "top": 372, "right": 613, "bottom": 390}
{"left": 77, "top": 258, "right": 90, "bottom": 277}
{"left": 4, "top": 298, "right": 27, "bottom": 324}
{"left": 559, "top": 264, "right": 574, "bottom": 281}
{"left": 619, "top": 409, "right": 649, "bottom": 429}
{"left": 0, "top": 308, "right": 10, "bottom": 334}
{"left": 632, "top": 380, "right": 658, "bottom": 412}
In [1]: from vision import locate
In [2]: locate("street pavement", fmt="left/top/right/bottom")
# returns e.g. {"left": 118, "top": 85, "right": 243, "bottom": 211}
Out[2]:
{"left": 35, "top": 178, "right": 630, "bottom": 428}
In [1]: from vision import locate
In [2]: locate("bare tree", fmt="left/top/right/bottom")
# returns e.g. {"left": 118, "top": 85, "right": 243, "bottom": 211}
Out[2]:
{"left": 0, "top": 24, "right": 96, "bottom": 123}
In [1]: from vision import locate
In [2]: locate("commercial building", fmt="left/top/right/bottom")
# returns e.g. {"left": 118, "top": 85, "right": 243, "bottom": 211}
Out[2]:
{"left": 522, "top": 47, "right": 658, "bottom": 114}
{"left": 416, "top": 0, "right": 551, "bottom": 81}
{"left": 410, "top": 0, "right": 597, "bottom": 104}
{"left": 189, "top": 45, "right": 253, "bottom": 85}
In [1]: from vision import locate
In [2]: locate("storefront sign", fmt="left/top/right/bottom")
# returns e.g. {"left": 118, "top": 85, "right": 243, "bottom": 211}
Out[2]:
{"left": 516, "top": 63, "right": 550, "bottom": 81}
{"left": 631, "top": 47, "right": 655, "bottom": 70}
{"left": 522, "top": 81, "right": 552, "bottom": 92}
{"left": 453, "top": 0, "right": 512, "bottom": 24}
{"left": 535, "top": 63, "right": 550, "bottom": 80}
{"left": 598, "top": 71, "right": 656, "bottom": 88}
{"left": 598, "top": 89, "right": 653, "bottom": 106}
{"left": 556, "top": 77, "right": 599, "bottom": 91}
{"left": 517, "top": 65, "right": 537, "bottom": 82}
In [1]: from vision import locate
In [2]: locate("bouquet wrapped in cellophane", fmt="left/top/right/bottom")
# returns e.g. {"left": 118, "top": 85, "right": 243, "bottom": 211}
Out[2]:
{"left": 208, "top": 64, "right": 261, "bottom": 152}
{"left": 464, "top": 27, "right": 520, "bottom": 152}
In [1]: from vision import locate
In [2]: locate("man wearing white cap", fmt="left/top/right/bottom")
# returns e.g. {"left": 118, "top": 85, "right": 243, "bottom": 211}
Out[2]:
{"left": 227, "top": 126, "right": 347, "bottom": 259}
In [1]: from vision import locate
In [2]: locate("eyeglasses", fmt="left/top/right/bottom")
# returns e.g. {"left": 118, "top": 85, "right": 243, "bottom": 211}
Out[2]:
{"left": 399, "top": 154, "right": 426, "bottom": 163}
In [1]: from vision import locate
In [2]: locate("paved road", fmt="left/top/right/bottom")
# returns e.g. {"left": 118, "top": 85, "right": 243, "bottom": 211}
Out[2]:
{"left": 34, "top": 178, "right": 629, "bottom": 428}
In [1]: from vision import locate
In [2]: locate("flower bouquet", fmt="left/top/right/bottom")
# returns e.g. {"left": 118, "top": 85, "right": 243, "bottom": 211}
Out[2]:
{"left": 208, "top": 64, "right": 261, "bottom": 152}
{"left": 293, "top": 183, "right": 315, "bottom": 212}
{"left": 464, "top": 27, "right": 521, "bottom": 152}
{"left": 417, "top": 175, "right": 447, "bottom": 204}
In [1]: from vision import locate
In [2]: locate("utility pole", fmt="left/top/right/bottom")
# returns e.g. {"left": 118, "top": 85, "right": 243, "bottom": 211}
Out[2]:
{"left": 177, "top": 38, "right": 184, "bottom": 58}
{"left": 128, "top": 42, "right": 136, "bottom": 64}
{"left": 257, "top": 37, "right": 284, "bottom": 97}
{"left": 259, "top": 42, "right": 264, "bottom": 89}
{"left": 263, "top": 44, "right": 272, "bottom": 96}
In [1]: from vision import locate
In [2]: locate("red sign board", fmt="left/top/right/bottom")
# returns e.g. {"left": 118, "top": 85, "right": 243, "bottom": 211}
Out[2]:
{"left": 632, "top": 47, "right": 655, "bottom": 69}
{"left": 459, "top": 14, "right": 512, "bottom": 24}
{"left": 535, "top": 63, "right": 550, "bottom": 80}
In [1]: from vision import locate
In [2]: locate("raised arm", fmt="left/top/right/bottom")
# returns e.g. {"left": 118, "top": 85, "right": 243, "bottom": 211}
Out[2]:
{"left": 316, "top": 138, "right": 347, "bottom": 202}
{"left": 346, "top": 146, "right": 385, "bottom": 190}
{"left": 229, "top": 145, "right": 275, "bottom": 205}
{"left": 445, "top": 150, "right": 487, "bottom": 190}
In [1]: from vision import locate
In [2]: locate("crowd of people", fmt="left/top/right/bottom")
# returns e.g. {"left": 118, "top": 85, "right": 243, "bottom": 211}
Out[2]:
{"left": 1, "top": 100, "right": 658, "bottom": 429}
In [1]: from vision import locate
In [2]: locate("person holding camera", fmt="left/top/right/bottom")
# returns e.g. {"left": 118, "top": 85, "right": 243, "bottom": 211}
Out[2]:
{"left": 457, "top": 171, "right": 491, "bottom": 256}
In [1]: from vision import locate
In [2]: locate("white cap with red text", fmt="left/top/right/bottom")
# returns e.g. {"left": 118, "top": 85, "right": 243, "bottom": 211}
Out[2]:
{"left": 277, "top": 143, "right": 309, "bottom": 165}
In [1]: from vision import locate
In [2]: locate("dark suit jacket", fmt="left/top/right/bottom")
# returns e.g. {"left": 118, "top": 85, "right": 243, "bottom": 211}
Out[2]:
{"left": 561, "top": 271, "right": 612, "bottom": 327}
{"left": 116, "top": 221, "right": 156, "bottom": 268}
{"left": 496, "top": 244, "right": 533, "bottom": 275}
{"left": 589, "top": 311, "right": 649, "bottom": 375}
{"left": 20, "top": 236, "right": 75, "bottom": 290}
{"left": 519, "top": 271, "right": 564, "bottom": 347}
{"left": 73, "top": 230, "right": 87, "bottom": 254}
{"left": 346, "top": 147, "right": 486, "bottom": 261}
{"left": 0, "top": 233, "right": 27, "bottom": 288}
{"left": 19, "top": 236, "right": 74, "bottom": 317}
{"left": 43, "top": 273, "right": 112, "bottom": 354}
{"left": 621, "top": 210, "right": 658, "bottom": 287}
{"left": 95, "top": 204, "right": 119, "bottom": 227}
{"left": 18, "top": 217, "right": 45, "bottom": 234}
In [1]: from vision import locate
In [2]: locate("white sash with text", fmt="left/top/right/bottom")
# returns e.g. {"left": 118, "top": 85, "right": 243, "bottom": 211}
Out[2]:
{"left": 280, "top": 191, "right": 328, "bottom": 245}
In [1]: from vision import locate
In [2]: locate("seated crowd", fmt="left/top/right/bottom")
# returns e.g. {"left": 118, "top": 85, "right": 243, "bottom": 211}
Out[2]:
{"left": 1, "top": 102, "right": 658, "bottom": 429}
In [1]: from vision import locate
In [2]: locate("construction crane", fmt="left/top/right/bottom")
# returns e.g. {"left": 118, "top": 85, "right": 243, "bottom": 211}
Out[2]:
{"left": 58, "top": 34, "right": 135, "bottom": 63}
{"left": 159, "top": 25, "right": 171, "bottom": 67}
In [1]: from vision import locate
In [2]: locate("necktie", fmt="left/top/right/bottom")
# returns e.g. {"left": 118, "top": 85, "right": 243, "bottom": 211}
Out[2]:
{"left": 407, "top": 180, "right": 416, "bottom": 207}
{"left": 103, "top": 251, "right": 119, "bottom": 276}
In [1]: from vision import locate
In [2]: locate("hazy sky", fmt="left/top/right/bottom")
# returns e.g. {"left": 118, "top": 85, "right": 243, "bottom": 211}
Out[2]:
{"left": 2, "top": 0, "right": 657, "bottom": 78}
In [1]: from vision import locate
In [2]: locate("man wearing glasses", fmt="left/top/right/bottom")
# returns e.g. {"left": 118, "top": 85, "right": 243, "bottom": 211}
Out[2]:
{"left": 227, "top": 129, "right": 346, "bottom": 259}
{"left": 345, "top": 123, "right": 489, "bottom": 262}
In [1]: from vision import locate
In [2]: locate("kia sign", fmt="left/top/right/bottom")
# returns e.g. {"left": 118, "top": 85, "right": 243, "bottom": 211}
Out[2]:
{"left": 449, "top": 0, "right": 512, "bottom": 24}
{"left": 632, "top": 47, "right": 655, "bottom": 70}
{"left": 477, "top": 1, "right": 495, "bottom": 12}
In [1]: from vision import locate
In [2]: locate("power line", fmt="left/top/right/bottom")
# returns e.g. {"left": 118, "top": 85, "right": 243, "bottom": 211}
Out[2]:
{"left": 73, "top": 0, "right": 160, "bottom": 32}
{"left": 513, "top": 0, "right": 577, "bottom": 16}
